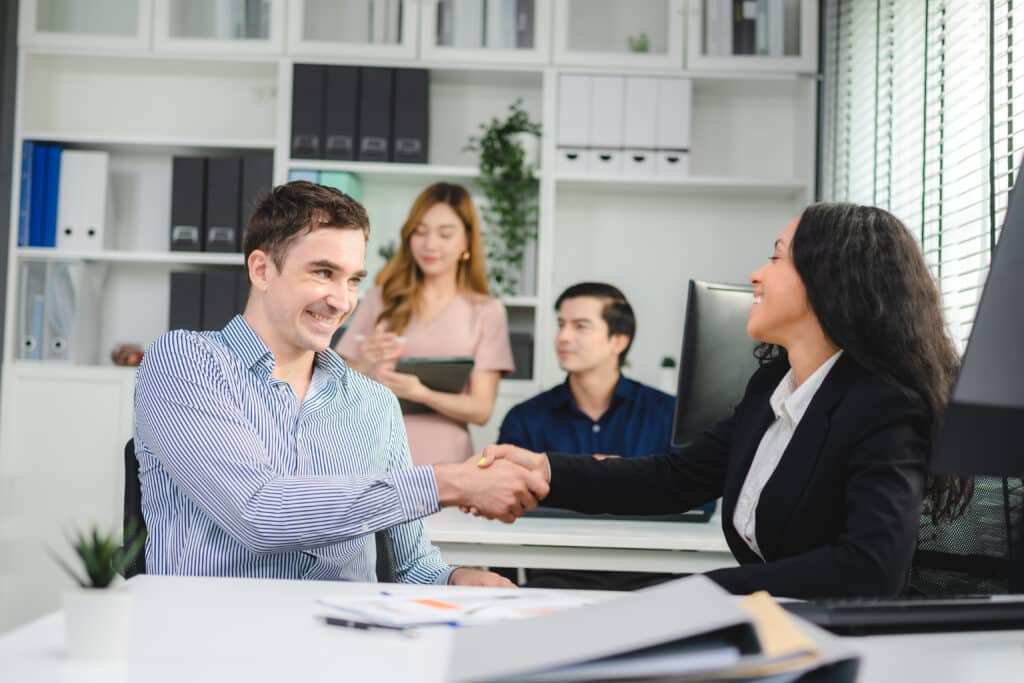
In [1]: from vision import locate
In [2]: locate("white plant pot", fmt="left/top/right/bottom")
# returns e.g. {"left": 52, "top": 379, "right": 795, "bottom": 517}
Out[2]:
{"left": 659, "top": 366, "right": 678, "bottom": 395}
{"left": 509, "top": 132, "right": 541, "bottom": 170}
{"left": 63, "top": 586, "right": 134, "bottom": 659}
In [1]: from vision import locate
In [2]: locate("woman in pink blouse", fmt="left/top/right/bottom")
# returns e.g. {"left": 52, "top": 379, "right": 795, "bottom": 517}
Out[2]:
{"left": 336, "top": 182, "right": 514, "bottom": 465}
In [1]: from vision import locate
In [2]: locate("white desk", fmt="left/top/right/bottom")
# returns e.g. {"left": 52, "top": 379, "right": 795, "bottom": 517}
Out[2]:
{"left": 423, "top": 508, "right": 736, "bottom": 574}
{"left": 1, "top": 575, "right": 1022, "bottom": 682}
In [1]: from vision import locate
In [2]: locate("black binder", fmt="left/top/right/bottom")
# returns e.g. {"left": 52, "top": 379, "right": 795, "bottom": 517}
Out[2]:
{"left": 291, "top": 64, "right": 326, "bottom": 159}
{"left": 325, "top": 66, "right": 360, "bottom": 160}
{"left": 509, "top": 332, "right": 533, "bottom": 380}
{"left": 170, "top": 157, "right": 206, "bottom": 252}
{"left": 239, "top": 154, "right": 273, "bottom": 243}
{"left": 202, "top": 269, "right": 240, "bottom": 331}
{"left": 392, "top": 68, "right": 429, "bottom": 163}
{"left": 357, "top": 67, "right": 394, "bottom": 162}
{"left": 205, "top": 158, "right": 242, "bottom": 253}
{"left": 168, "top": 271, "right": 203, "bottom": 331}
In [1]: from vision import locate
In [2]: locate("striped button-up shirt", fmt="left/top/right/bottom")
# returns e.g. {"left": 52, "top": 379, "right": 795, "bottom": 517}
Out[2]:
{"left": 134, "top": 315, "right": 452, "bottom": 584}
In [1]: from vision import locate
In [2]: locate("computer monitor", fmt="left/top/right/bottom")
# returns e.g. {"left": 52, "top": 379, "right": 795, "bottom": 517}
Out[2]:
{"left": 932, "top": 158, "right": 1024, "bottom": 590}
{"left": 671, "top": 280, "right": 760, "bottom": 448}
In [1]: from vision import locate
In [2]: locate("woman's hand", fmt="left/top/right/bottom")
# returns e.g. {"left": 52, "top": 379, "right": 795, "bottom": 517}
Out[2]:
{"left": 377, "top": 366, "right": 429, "bottom": 403}
{"left": 358, "top": 323, "right": 406, "bottom": 377}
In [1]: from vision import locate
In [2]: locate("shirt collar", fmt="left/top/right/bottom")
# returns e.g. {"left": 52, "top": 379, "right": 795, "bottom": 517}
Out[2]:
{"left": 554, "top": 373, "right": 637, "bottom": 411}
{"left": 220, "top": 314, "right": 348, "bottom": 382}
{"left": 769, "top": 350, "right": 844, "bottom": 425}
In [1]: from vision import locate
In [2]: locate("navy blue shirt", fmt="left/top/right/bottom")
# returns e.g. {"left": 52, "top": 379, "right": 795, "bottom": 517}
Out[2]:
{"left": 498, "top": 375, "right": 676, "bottom": 457}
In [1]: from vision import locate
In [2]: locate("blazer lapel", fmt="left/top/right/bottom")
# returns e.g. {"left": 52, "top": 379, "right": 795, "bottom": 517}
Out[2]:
{"left": 753, "top": 355, "right": 859, "bottom": 559}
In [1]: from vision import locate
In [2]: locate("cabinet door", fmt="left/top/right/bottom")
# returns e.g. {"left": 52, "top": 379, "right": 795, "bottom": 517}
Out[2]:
{"left": 0, "top": 366, "right": 135, "bottom": 632}
{"left": 19, "top": 0, "right": 153, "bottom": 50}
{"left": 420, "top": 0, "right": 552, "bottom": 64}
{"left": 552, "top": 0, "right": 684, "bottom": 69}
{"left": 687, "top": 0, "right": 818, "bottom": 73}
{"left": 152, "top": 0, "right": 285, "bottom": 55}
{"left": 287, "top": 0, "right": 419, "bottom": 59}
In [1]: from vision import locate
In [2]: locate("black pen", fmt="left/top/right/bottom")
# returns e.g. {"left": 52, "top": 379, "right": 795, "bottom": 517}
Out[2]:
{"left": 321, "top": 615, "right": 407, "bottom": 631}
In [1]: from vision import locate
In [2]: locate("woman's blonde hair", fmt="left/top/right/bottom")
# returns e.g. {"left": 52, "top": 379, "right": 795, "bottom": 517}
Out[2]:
{"left": 375, "top": 182, "right": 490, "bottom": 334}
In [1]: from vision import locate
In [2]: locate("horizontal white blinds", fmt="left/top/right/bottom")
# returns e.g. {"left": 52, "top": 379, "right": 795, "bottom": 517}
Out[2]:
{"left": 821, "top": 0, "right": 1019, "bottom": 351}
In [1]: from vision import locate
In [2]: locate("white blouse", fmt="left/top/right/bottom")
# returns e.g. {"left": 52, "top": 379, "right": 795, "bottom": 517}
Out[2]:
{"left": 732, "top": 351, "right": 843, "bottom": 559}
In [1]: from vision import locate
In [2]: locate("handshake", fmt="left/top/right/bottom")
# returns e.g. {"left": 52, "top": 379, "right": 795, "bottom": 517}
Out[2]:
{"left": 433, "top": 445, "right": 551, "bottom": 523}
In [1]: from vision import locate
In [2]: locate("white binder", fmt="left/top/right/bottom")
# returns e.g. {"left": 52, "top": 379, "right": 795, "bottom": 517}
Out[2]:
{"left": 587, "top": 75, "right": 625, "bottom": 174}
{"left": 655, "top": 77, "right": 693, "bottom": 177}
{"left": 56, "top": 150, "right": 110, "bottom": 252}
{"left": 623, "top": 76, "right": 659, "bottom": 176}
{"left": 557, "top": 74, "right": 592, "bottom": 172}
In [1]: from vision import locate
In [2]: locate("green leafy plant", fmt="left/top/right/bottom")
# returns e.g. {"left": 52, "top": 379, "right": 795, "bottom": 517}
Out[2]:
{"left": 378, "top": 239, "right": 397, "bottom": 263}
{"left": 465, "top": 99, "right": 542, "bottom": 297}
{"left": 627, "top": 33, "right": 650, "bottom": 53}
{"left": 52, "top": 520, "right": 146, "bottom": 589}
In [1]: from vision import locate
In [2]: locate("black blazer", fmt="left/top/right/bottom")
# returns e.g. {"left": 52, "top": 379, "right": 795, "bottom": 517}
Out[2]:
{"left": 545, "top": 355, "right": 928, "bottom": 599}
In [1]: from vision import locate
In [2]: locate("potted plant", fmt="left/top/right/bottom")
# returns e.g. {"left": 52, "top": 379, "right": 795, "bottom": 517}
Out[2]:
{"left": 466, "top": 99, "right": 542, "bottom": 297}
{"left": 52, "top": 520, "right": 145, "bottom": 659}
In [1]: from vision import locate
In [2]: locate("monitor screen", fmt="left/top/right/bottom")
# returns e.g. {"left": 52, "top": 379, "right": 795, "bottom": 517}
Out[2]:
{"left": 671, "top": 280, "right": 759, "bottom": 448}
{"left": 933, "top": 162, "right": 1024, "bottom": 477}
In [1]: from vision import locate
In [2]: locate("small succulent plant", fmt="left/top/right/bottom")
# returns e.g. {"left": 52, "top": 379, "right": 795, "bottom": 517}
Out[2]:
{"left": 52, "top": 519, "right": 146, "bottom": 589}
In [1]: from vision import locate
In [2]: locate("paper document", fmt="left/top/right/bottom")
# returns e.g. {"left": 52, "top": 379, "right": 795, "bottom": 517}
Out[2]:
{"left": 318, "top": 591, "right": 595, "bottom": 629}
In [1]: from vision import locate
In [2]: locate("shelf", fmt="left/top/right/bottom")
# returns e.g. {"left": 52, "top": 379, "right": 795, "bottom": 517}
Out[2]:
{"left": 16, "top": 248, "right": 244, "bottom": 266}
{"left": 554, "top": 174, "right": 808, "bottom": 195}
{"left": 502, "top": 296, "right": 539, "bottom": 307}
{"left": 6, "top": 361, "right": 138, "bottom": 381}
{"left": 287, "top": 159, "right": 481, "bottom": 180}
{"left": 20, "top": 132, "right": 277, "bottom": 150}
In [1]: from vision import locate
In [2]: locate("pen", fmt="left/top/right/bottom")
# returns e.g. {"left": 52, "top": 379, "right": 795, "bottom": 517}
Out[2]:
{"left": 321, "top": 615, "right": 406, "bottom": 631}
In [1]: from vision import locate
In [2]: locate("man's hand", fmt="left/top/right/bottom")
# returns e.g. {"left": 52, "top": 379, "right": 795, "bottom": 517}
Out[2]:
{"left": 591, "top": 453, "right": 621, "bottom": 461}
{"left": 476, "top": 444, "right": 551, "bottom": 481}
{"left": 433, "top": 458, "right": 549, "bottom": 523}
{"left": 448, "top": 567, "right": 517, "bottom": 588}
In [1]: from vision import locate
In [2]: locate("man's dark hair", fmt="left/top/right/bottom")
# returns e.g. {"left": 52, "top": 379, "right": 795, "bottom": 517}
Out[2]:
{"left": 555, "top": 282, "right": 636, "bottom": 368}
{"left": 243, "top": 180, "right": 370, "bottom": 271}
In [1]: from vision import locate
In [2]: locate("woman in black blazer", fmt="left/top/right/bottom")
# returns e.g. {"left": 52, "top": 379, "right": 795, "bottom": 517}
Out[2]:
{"left": 478, "top": 203, "right": 970, "bottom": 599}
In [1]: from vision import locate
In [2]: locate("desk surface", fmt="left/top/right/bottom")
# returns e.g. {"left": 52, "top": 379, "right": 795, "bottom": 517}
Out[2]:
{"left": 0, "top": 575, "right": 1022, "bottom": 682}
{"left": 424, "top": 508, "right": 736, "bottom": 573}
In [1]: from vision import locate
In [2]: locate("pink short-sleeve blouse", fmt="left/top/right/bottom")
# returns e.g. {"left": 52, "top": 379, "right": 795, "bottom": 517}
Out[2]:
{"left": 337, "top": 287, "right": 514, "bottom": 464}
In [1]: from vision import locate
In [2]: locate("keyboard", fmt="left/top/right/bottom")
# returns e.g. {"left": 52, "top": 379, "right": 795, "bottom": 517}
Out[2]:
{"left": 782, "top": 595, "right": 1024, "bottom": 636}
{"left": 522, "top": 505, "right": 714, "bottom": 523}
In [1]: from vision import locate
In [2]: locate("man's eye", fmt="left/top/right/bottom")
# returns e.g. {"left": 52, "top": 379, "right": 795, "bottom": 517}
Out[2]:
{"left": 315, "top": 269, "right": 331, "bottom": 278}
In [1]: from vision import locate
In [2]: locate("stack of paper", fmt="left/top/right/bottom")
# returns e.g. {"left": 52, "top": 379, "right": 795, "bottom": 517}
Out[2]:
{"left": 318, "top": 591, "right": 594, "bottom": 629}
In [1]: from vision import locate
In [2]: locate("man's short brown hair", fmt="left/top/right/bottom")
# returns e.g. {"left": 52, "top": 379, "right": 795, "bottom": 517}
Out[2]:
{"left": 243, "top": 180, "right": 370, "bottom": 270}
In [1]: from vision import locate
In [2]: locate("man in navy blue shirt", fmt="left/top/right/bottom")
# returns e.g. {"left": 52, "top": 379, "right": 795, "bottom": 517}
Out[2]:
{"left": 497, "top": 282, "right": 680, "bottom": 590}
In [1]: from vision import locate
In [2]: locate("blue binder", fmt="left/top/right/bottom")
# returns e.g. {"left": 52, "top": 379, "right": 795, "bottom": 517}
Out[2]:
{"left": 18, "top": 141, "right": 34, "bottom": 247}
{"left": 42, "top": 145, "right": 62, "bottom": 248}
{"left": 29, "top": 143, "right": 48, "bottom": 247}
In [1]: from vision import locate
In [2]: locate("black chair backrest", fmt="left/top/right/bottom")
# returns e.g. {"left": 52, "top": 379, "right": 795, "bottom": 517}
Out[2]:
{"left": 123, "top": 437, "right": 399, "bottom": 582}
{"left": 123, "top": 438, "right": 147, "bottom": 578}
{"left": 671, "top": 280, "right": 760, "bottom": 447}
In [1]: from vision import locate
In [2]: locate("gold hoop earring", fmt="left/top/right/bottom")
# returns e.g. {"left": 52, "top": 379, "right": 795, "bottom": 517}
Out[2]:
{"left": 460, "top": 251, "right": 470, "bottom": 262}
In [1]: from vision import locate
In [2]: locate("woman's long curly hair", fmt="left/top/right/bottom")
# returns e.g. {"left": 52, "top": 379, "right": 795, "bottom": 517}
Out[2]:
{"left": 755, "top": 203, "right": 972, "bottom": 522}
{"left": 374, "top": 182, "right": 490, "bottom": 335}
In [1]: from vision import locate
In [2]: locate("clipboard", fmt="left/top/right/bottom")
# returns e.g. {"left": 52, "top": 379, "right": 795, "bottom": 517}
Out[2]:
{"left": 394, "top": 356, "right": 474, "bottom": 414}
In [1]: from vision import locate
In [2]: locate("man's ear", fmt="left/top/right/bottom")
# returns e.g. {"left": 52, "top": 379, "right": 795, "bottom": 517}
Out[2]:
{"left": 248, "top": 250, "right": 272, "bottom": 291}
{"left": 609, "top": 333, "right": 630, "bottom": 357}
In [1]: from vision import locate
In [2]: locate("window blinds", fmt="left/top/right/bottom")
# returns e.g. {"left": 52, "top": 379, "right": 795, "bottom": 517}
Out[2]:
{"left": 821, "top": 0, "right": 1020, "bottom": 351}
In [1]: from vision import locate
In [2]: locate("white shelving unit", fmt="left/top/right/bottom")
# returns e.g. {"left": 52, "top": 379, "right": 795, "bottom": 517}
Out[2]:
{"left": 0, "top": 0, "right": 819, "bottom": 633}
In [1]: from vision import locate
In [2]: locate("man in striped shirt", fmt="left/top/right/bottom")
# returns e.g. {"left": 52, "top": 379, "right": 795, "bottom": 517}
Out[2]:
{"left": 134, "top": 181, "right": 546, "bottom": 585}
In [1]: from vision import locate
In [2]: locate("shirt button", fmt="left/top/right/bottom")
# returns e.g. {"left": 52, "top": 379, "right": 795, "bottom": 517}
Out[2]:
{"left": 592, "top": 424, "right": 601, "bottom": 433}
{"left": 361, "top": 523, "right": 369, "bottom": 533}
{"left": 417, "top": 504, "right": 426, "bottom": 514}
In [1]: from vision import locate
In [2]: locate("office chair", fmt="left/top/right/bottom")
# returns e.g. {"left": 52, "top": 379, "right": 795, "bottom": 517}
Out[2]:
{"left": 671, "top": 280, "right": 760, "bottom": 448}
{"left": 910, "top": 476, "right": 1024, "bottom": 596}
{"left": 122, "top": 438, "right": 399, "bottom": 583}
